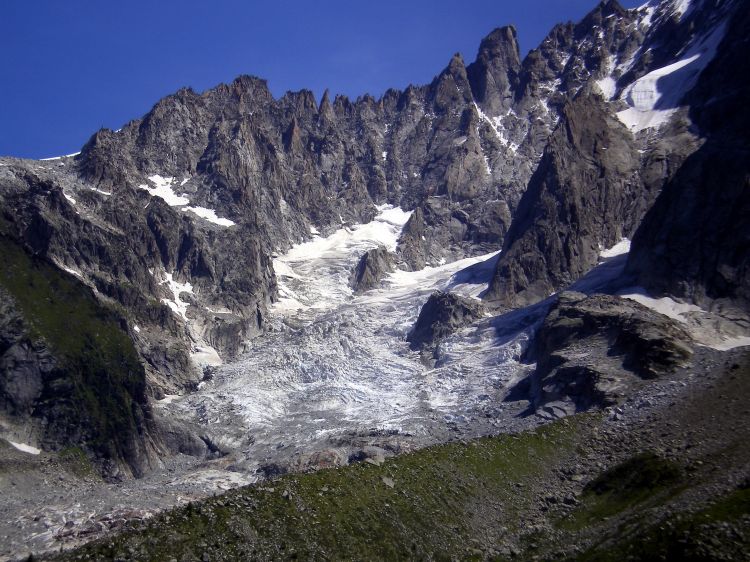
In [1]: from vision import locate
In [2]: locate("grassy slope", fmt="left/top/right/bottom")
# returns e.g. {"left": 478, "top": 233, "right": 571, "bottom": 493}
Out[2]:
{"left": 49, "top": 361, "right": 750, "bottom": 562}
{"left": 50, "top": 418, "right": 585, "bottom": 561}
{"left": 0, "top": 236, "right": 148, "bottom": 467}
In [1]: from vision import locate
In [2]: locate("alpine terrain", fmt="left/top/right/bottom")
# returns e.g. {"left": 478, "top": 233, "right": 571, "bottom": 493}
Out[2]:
{"left": 1, "top": 0, "right": 749, "bottom": 559}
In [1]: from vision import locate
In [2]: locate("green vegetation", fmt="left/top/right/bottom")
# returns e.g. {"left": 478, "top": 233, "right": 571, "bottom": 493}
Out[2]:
{"left": 575, "top": 486, "right": 750, "bottom": 561}
{"left": 58, "top": 446, "right": 100, "bottom": 480}
{"left": 0, "top": 236, "right": 147, "bottom": 468}
{"left": 52, "top": 418, "right": 584, "bottom": 561}
{"left": 563, "top": 452, "right": 683, "bottom": 529}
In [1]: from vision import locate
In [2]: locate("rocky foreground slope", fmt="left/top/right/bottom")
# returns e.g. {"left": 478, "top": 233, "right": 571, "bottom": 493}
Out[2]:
{"left": 1, "top": 0, "right": 749, "bottom": 558}
{"left": 46, "top": 348, "right": 750, "bottom": 561}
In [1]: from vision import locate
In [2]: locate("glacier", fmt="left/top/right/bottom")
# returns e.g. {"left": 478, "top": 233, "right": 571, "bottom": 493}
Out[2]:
{"left": 158, "top": 206, "right": 537, "bottom": 477}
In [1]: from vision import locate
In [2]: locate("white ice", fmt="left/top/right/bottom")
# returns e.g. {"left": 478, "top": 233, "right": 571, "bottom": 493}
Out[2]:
{"left": 9, "top": 441, "right": 41, "bottom": 455}
{"left": 160, "top": 272, "right": 193, "bottom": 321}
{"left": 160, "top": 207, "right": 533, "bottom": 474}
{"left": 138, "top": 174, "right": 235, "bottom": 227}
{"left": 599, "top": 238, "right": 631, "bottom": 259}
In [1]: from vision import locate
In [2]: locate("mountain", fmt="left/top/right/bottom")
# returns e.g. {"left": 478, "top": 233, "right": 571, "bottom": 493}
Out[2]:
{"left": 0, "top": 0, "right": 749, "bottom": 558}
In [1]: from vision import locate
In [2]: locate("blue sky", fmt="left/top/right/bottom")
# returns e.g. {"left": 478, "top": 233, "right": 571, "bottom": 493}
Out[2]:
{"left": 0, "top": 0, "right": 643, "bottom": 159}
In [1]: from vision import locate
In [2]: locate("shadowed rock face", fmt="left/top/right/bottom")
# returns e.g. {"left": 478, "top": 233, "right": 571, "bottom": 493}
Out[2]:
{"left": 626, "top": 4, "right": 750, "bottom": 312}
{"left": 407, "top": 291, "right": 484, "bottom": 358}
{"left": 484, "top": 92, "right": 646, "bottom": 307}
{"left": 518, "top": 292, "right": 693, "bottom": 418}
{"left": 350, "top": 246, "right": 395, "bottom": 293}
{"left": 0, "top": 243, "right": 159, "bottom": 479}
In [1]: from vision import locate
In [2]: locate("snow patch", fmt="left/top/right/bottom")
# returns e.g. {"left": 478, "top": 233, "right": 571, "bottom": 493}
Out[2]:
{"left": 62, "top": 266, "right": 83, "bottom": 278}
{"left": 183, "top": 206, "right": 236, "bottom": 227}
{"left": 596, "top": 76, "right": 618, "bottom": 101}
{"left": 138, "top": 174, "right": 235, "bottom": 227}
{"left": 616, "top": 19, "right": 726, "bottom": 132}
{"left": 138, "top": 175, "right": 189, "bottom": 206}
{"left": 599, "top": 238, "right": 631, "bottom": 259}
{"left": 473, "top": 103, "right": 516, "bottom": 151}
{"left": 9, "top": 441, "right": 41, "bottom": 455}
{"left": 618, "top": 288, "right": 702, "bottom": 323}
{"left": 161, "top": 272, "right": 193, "bottom": 321}
{"left": 672, "top": 0, "right": 694, "bottom": 21}
{"left": 63, "top": 193, "right": 76, "bottom": 205}
{"left": 40, "top": 152, "right": 80, "bottom": 161}
{"left": 636, "top": 2, "right": 657, "bottom": 28}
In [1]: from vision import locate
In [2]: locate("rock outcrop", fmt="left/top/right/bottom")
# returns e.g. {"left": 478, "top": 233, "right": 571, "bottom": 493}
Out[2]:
{"left": 407, "top": 291, "right": 485, "bottom": 359}
{"left": 518, "top": 292, "right": 693, "bottom": 418}
{"left": 350, "top": 246, "right": 395, "bottom": 293}
{"left": 484, "top": 91, "right": 645, "bottom": 307}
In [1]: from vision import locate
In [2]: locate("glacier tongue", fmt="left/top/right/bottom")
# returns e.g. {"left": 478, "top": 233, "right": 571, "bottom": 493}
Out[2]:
{"left": 160, "top": 207, "right": 534, "bottom": 475}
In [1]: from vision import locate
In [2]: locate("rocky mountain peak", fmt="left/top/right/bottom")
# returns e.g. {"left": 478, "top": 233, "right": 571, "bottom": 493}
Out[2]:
{"left": 226, "top": 74, "right": 272, "bottom": 99}
{"left": 430, "top": 53, "right": 473, "bottom": 110}
{"left": 467, "top": 25, "right": 521, "bottom": 114}
{"left": 475, "top": 26, "right": 520, "bottom": 63}
{"left": 318, "top": 88, "right": 335, "bottom": 121}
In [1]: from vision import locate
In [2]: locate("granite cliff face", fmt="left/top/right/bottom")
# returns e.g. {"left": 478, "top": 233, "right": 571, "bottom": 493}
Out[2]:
{"left": 626, "top": 2, "right": 750, "bottom": 312}
{"left": 0, "top": 0, "right": 746, "bottom": 482}
{"left": 484, "top": 0, "right": 738, "bottom": 307}
{"left": 0, "top": 239, "right": 159, "bottom": 478}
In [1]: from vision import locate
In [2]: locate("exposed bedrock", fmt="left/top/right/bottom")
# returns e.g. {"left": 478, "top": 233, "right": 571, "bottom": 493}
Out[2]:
{"left": 515, "top": 291, "right": 693, "bottom": 419}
